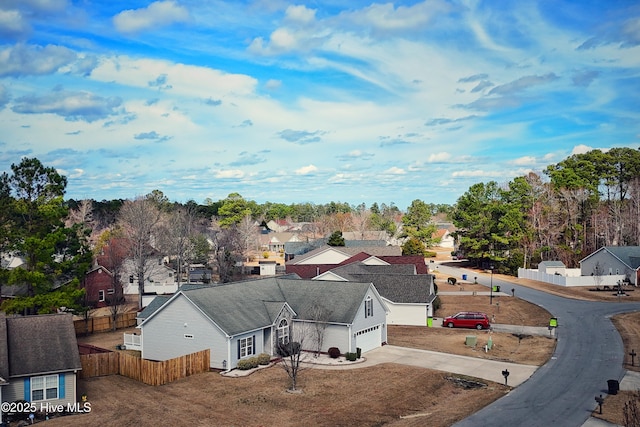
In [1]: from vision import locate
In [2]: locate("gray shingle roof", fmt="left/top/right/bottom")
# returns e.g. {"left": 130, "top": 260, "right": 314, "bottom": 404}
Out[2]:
{"left": 161, "top": 277, "right": 372, "bottom": 336}
{"left": 604, "top": 246, "right": 640, "bottom": 269}
{"left": 137, "top": 295, "right": 172, "bottom": 320}
{"left": 0, "top": 314, "right": 8, "bottom": 382}
{"left": 5, "top": 314, "right": 81, "bottom": 377}
{"left": 324, "top": 263, "right": 435, "bottom": 304}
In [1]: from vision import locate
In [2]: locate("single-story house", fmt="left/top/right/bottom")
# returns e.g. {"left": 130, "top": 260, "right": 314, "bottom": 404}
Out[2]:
{"left": 0, "top": 314, "right": 82, "bottom": 423}
{"left": 579, "top": 246, "right": 640, "bottom": 286}
{"left": 285, "top": 245, "right": 427, "bottom": 279}
{"left": 315, "top": 262, "right": 437, "bottom": 326}
{"left": 137, "top": 276, "right": 388, "bottom": 370}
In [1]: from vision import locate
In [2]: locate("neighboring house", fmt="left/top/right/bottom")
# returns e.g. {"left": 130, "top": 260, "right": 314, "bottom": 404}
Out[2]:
{"left": 433, "top": 229, "right": 455, "bottom": 248}
{"left": 259, "top": 232, "right": 304, "bottom": 253}
{"left": 121, "top": 258, "right": 177, "bottom": 297}
{"left": 315, "top": 262, "right": 437, "bottom": 326}
{"left": 0, "top": 313, "right": 82, "bottom": 424}
{"left": 579, "top": 246, "right": 640, "bottom": 286}
{"left": 83, "top": 265, "right": 117, "bottom": 308}
{"left": 137, "top": 276, "right": 388, "bottom": 370}
{"left": 286, "top": 245, "right": 425, "bottom": 279}
{"left": 188, "top": 265, "right": 212, "bottom": 283}
{"left": 537, "top": 261, "right": 566, "bottom": 275}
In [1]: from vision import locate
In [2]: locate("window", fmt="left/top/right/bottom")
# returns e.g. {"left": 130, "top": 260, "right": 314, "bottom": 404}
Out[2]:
{"left": 98, "top": 290, "right": 105, "bottom": 302}
{"left": 107, "top": 288, "right": 115, "bottom": 295}
{"left": 278, "top": 319, "right": 289, "bottom": 345}
{"left": 31, "top": 375, "right": 58, "bottom": 401}
{"left": 239, "top": 336, "right": 254, "bottom": 358}
{"left": 364, "top": 296, "right": 373, "bottom": 318}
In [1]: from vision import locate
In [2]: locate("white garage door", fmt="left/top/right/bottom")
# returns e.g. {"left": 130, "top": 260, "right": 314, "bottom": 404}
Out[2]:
{"left": 355, "top": 324, "right": 381, "bottom": 353}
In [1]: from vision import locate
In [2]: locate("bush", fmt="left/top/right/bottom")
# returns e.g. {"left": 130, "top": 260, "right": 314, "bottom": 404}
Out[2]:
{"left": 432, "top": 295, "right": 441, "bottom": 312}
{"left": 262, "top": 251, "right": 270, "bottom": 259}
{"left": 237, "top": 357, "right": 259, "bottom": 370}
{"left": 345, "top": 352, "right": 357, "bottom": 361}
{"left": 276, "top": 341, "right": 301, "bottom": 357}
{"left": 256, "top": 353, "right": 271, "bottom": 365}
{"left": 328, "top": 347, "right": 341, "bottom": 358}
{"left": 424, "top": 251, "right": 436, "bottom": 258}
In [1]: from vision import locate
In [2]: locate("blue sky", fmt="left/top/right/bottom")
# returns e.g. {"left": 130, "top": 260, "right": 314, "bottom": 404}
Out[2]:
{"left": 1, "top": 0, "right": 639, "bottom": 210}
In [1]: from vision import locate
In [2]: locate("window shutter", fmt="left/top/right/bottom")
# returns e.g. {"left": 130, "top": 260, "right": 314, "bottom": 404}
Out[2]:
{"left": 371, "top": 299, "right": 373, "bottom": 316}
{"left": 24, "top": 378, "right": 31, "bottom": 401}
{"left": 59, "top": 374, "right": 65, "bottom": 399}
{"left": 237, "top": 339, "right": 241, "bottom": 358}
{"left": 252, "top": 335, "right": 256, "bottom": 355}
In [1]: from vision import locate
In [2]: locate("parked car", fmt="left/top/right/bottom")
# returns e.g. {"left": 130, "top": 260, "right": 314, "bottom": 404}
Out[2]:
{"left": 442, "top": 312, "right": 490, "bottom": 330}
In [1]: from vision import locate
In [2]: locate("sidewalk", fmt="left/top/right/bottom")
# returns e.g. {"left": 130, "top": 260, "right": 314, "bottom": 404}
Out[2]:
{"left": 311, "top": 345, "right": 538, "bottom": 387}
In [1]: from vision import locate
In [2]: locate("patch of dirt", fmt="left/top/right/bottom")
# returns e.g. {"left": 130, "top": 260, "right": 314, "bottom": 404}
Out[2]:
{"left": 388, "top": 326, "right": 555, "bottom": 366}
{"left": 39, "top": 364, "right": 509, "bottom": 427}
{"left": 591, "top": 390, "right": 639, "bottom": 426}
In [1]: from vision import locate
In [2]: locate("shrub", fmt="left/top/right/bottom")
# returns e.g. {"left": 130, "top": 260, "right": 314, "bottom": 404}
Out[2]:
{"left": 276, "top": 341, "right": 301, "bottom": 357}
{"left": 328, "top": 347, "right": 341, "bottom": 358}
{"left": 262, "top": 251, "right": 270, "bottom": 259}
{"left": 256, "top": 353, "right": 271, "bottom": 365}
{"left": 345, "top": 352, "right": 357, "bottom": 361}
{"left": 424, "top": 251, "right": 436, "bottom": 258}
{"left": 237, "top": 357, "right": 259, "bottom": 370}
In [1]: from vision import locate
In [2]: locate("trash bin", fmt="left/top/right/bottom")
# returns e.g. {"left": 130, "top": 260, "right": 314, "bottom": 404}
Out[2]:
{"left": 607, "top": 379, "right": 619, "bottom": 395}
{"left": 462, "top": 274, "right": 467, "bottom": 280}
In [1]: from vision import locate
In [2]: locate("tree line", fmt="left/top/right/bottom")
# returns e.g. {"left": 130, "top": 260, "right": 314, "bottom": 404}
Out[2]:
{"left": 1, "top": 146, "right": 637, "bottom": 314}
{"left": 453, "top": 147, "right": 640, "bottom": 274}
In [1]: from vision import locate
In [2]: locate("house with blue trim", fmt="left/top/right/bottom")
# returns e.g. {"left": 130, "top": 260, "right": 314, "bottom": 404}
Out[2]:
{"left": 137, "top": 276, "right": 388, "bottom": 371}
{"left": 0, "top": 314, "right": 82, "bottom": 423}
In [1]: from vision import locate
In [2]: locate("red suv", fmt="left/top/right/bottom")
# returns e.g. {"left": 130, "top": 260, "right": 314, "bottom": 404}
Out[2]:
{"left": 442, "top": 312, "right": 490, "bottom": 330}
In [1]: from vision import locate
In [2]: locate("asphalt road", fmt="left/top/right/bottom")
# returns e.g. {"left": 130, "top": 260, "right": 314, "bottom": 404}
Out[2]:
{"left": 436, "top": 264, "right": 639, "bottom": 427}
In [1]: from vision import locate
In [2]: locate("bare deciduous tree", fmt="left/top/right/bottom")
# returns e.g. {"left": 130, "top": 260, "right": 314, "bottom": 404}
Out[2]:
{"left": 117, "top": 197, "right": 161, "bottom": 309}
{"left": 277, "top": 330, "right": 306, "bottom": 392}
{"left": 157, "top": 206, "right": 196, "bottom": 287}
{"left": 211, "top": 224, "right": 242, "bottom": 283}
{"left": 236, "top": 214, "right": 260, "bottom": 262}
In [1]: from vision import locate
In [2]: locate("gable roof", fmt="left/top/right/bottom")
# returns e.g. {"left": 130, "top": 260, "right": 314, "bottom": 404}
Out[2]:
{"left": 142, "top": 276, "right": 378, "bottom": 336}
{"left": 538, "top": 261, "right": 566, "bottom": 268}
{"left": 320, "top": 263, "right": 435, "bottom": 304}
{"left": 580, "top": 246, "right": 640, "bottom": 270}
{"left": 4, "top": 314, "right": 81, "bottom": 377}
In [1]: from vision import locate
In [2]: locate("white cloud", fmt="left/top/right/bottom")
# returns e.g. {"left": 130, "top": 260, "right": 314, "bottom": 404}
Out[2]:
{"left": 295, "top": 164, "right": 317, "bottom": 175}
{"left": 452, "top": 170, "right": 496, "bottom": 177}
{"left": 428, "top": 152, "right": 451, "bottom": 162}
{"left": 384, "top": 166, "right": 406, "bottom": 175}
{"left": 512, "top": 156, "right": 537, "bottom": 166}
{"left": 113, "top": 1, "right": 189, "bottom": 33}
{"left": 285, "top": 5, "right": 316, "bottom": 24}
{"left": 215, "top": 169, "right": 244, "bottom": 179}
{"left": 0, "top": 44, "right": 80, "bottom": 77}
{"left": 571, "top": 144, "right": 593, "bottom": 155}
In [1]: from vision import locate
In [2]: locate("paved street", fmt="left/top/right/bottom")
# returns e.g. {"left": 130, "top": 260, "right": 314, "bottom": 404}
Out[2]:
{"left": 436, "top": 264, "right": 639, "bottom": 427}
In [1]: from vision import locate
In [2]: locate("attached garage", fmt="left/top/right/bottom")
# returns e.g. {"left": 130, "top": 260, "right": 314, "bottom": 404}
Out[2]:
{"left": 355, "top": 324, "right": 382, "bottom": 353}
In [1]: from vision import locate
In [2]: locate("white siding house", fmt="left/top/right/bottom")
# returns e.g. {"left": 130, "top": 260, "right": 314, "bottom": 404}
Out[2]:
{"left": 138, "top": 277, "right": 388, "bottom": 370}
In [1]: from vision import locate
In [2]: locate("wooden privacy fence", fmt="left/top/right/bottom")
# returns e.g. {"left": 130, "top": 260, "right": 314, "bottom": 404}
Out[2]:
{"left": 74, "top": 312, "right": 137, "bottom": 335}
{"left": 79, "top": 349, "right": 210, "bottom": 386}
